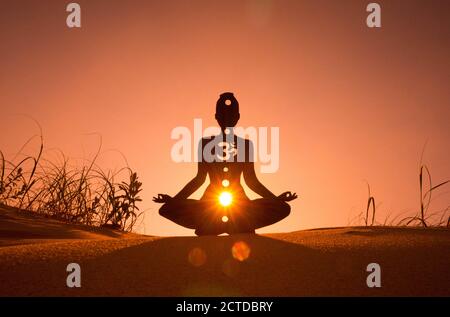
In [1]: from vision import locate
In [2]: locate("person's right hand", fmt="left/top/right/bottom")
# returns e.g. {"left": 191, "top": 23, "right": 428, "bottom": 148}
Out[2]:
{"left": 152, "top": 194, "right": 172, "bottom": 203}
{"left": 277, "top": 191, "right": 298, "bottom": 202}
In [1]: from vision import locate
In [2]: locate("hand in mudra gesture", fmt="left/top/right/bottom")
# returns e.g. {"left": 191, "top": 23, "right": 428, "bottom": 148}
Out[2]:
{"left": 277, "top": 191, "right": 298, "bottom": 202}
{"left": 152, "top": 194, "right": 172, "bottom": 203}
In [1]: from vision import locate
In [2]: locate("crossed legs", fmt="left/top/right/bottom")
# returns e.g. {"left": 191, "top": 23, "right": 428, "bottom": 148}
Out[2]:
{"left": 159, "top": 198, "right": 290, "bottom": 235}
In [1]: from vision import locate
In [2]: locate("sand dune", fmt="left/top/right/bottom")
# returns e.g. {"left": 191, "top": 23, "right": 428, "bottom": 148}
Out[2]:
{"left": 0, "top": 205, "right": 449, "bottom": 296}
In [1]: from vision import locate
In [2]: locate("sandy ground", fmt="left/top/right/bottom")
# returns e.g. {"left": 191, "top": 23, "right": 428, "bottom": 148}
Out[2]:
{"left": 0, "top": 205, "right": 449, "bottom": 296}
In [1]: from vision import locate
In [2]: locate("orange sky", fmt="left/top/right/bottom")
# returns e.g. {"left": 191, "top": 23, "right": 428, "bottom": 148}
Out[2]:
{"left": 1, "top": 0, "right": 449, "bottom": 236}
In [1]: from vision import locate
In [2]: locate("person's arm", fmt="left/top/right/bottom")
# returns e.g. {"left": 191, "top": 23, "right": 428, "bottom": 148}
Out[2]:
{"left": 243, "top": 162, "right": 276, "bottom": 198}
{"left": 241, "top": 139, "right": 276, "bottom": 198}
{"left": 173, "top": 161, "right": 207, "bottom": 199}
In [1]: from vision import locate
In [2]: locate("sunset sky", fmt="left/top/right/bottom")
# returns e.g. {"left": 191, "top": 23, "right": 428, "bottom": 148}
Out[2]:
{"left": 1, "top": 0, "right": 449, "bottom": 236}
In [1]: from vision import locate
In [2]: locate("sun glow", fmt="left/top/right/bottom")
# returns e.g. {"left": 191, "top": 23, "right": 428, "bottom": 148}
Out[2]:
{"left": 219, "top": 192, "right": 232, "bottom": 206}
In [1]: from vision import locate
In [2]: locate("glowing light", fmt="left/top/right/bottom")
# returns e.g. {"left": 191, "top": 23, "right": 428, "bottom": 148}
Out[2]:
{"left": 188, "top": 247, "right": 207, "bottom": 267}
{"left": 222, "top": 179, "right": 230, "bottom": 187}
{"left": 219, "top": 192, "right": 232, "bottom": 206}
{"left": 223, "top": 167, "right": 229, "bottom": 172}
{"left": 222, "top": 216, "right": 229, "bottom": 222}
{"left": 232, "top": 241, "right": 251, "bottom": 262}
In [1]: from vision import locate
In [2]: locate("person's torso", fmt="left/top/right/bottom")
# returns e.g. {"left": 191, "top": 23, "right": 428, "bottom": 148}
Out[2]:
{"left": 199, "top": 134, "right": 253, "bottom": 202}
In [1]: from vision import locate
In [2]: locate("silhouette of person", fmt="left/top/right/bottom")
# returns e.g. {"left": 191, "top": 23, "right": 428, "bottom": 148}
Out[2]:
{"left": 153, "top": 92, "right": 297, "bottom": 236}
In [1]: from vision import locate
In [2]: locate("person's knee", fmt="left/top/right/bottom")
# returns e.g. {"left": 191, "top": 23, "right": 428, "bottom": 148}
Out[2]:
{"left": 158, "top": 203, "right": 170, "bottom": 218}
{"left": 159, "top": 204, "right": 180, "bottom": 223}
{"left": 279, "top": 201, "right": 291, "bottom": 218}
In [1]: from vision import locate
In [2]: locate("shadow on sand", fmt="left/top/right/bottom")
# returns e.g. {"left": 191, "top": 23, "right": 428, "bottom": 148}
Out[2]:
{"left": 75, "top": 232, "right": 449, "bottom": 296}
{"left": 1, "top": 225, "right": 449, "bottom": 296}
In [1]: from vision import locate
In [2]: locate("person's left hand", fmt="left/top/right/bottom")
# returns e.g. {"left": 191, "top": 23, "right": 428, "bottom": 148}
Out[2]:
{"left": 152, "top": 194, "right": 172, "bottom": 203}
{"left": 277, "top": 191, "right": 298, "bottom": 202}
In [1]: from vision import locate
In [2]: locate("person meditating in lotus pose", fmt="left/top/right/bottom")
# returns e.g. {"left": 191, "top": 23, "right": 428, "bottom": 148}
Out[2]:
{"left": 153, "top": 92, "right": 297, "bottom": 236}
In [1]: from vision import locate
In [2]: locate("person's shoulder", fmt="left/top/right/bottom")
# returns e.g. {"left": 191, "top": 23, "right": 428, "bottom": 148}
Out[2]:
{"left": 201, "top": 135, "right": 216, "bottom": 142}
{"left": 199, "top": 135, "right": 216, "bottom": 147}
{"left": 235, "top": 136, "right": 254, "bottom": 147}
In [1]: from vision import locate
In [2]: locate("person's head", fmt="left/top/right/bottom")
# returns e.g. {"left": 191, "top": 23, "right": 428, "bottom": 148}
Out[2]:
{"left": 215, "top": 92, "right": 240, "bottom": 130}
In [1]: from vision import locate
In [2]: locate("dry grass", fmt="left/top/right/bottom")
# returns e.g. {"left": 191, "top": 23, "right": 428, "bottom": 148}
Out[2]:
{"left": 0, "top": 129, "right": 142, "bottom": 231}
{"left": 352, "top": 145, "right": 449, "bottom": 228}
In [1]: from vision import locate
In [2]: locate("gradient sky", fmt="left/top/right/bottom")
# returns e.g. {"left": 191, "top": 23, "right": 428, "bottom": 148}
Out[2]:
{"left": 1, "top": 0, "right": 449, "bottom": 236}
